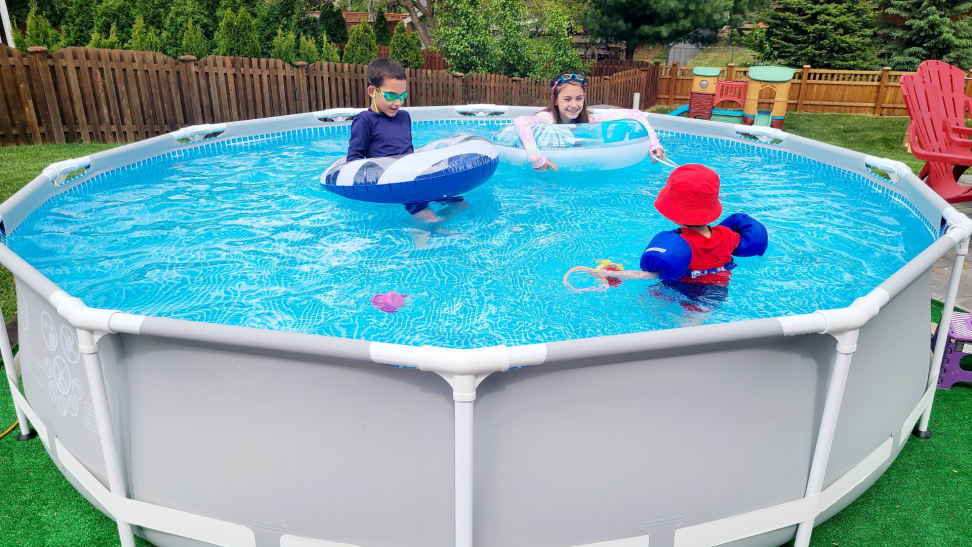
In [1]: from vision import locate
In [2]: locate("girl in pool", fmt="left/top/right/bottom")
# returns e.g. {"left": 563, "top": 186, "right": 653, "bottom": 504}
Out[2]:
{"left": 513, "top": 72, "right": 667, "bottom": 171}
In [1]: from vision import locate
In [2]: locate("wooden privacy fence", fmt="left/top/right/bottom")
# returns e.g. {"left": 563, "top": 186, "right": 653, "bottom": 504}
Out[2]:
{"left": 655, "top": 62, "right": 972, "bottom": 116}
{"left": 0, "top": 44, "right": 658, "bottom": 145}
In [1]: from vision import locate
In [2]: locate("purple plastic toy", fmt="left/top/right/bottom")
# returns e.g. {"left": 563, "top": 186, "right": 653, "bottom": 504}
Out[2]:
{"left": 372, "top": 291, "right": 408, "bottom": 313}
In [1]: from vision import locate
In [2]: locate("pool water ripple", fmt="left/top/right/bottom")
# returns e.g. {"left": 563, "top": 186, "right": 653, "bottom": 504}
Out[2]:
{"left": 10, "top": 121, "right": 934, "bottom": 348}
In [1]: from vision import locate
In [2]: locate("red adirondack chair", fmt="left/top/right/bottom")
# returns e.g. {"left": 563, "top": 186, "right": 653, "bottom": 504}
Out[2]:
{"left": 900, "top": 60, "right": 972, "bottom": 203}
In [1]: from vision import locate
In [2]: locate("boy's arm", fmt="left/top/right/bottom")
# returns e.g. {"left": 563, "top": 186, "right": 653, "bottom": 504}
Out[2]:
{"left": 346, "top": 115, "right": 370, "bottom": 161}
{"left": 639, "top": 231, "right": 692, "bottom": 280}
{"left": 719, "top": 214, "right": 768, "bottom": 257}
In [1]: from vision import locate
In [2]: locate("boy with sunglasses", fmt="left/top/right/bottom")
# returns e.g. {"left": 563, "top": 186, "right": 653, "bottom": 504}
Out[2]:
{"left": 346, "top": 58, "right": 463, "bottom": 222}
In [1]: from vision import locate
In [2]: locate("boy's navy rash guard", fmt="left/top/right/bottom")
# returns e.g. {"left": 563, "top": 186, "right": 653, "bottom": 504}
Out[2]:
{"left": 346, "top": 109, "right": 414, "bottom": 160}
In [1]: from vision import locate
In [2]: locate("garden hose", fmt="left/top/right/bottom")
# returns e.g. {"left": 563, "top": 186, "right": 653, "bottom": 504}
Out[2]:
{"left": 0, "top": 420, "right": 18, "bottom": 441}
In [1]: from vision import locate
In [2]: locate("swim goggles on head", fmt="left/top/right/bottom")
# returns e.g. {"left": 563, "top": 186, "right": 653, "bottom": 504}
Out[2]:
{"left": 551, "top": 73, "right": 588, "bottom": 89}
{"left": 374, "top": 89, "right": 408, "bottom": 102}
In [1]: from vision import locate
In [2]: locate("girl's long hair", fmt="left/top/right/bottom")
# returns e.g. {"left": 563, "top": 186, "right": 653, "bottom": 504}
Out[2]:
{"left": 542, "top": 74, "right": 590, "bottom": 124}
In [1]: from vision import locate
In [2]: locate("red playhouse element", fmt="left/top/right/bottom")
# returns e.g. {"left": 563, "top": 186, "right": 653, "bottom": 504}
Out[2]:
{"left": 689, "top": 92, "right": 715, "bottom": 120}
{"left": 900, "top": 60, "right": 972, "bottom": 203}
{"left": 714, "top": 80, "right": 747, "bottom": 109}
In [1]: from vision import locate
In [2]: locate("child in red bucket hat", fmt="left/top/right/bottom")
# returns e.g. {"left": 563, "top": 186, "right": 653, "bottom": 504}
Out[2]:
{"left": 594, "top": 164, "right": 767, "bottom": 287}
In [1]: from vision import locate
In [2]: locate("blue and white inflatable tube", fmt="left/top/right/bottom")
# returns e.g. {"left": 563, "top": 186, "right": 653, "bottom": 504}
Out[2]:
{"left": 491, "top": 119, "right": 652, "bottom": 171}
{"left": 321, "top": 134, "right": 498, "bottom": 204}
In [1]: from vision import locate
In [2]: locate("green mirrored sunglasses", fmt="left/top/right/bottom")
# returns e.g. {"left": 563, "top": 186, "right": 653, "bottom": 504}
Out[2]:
{"left": 376, "top": 89, "right": 408, "bottom": 102}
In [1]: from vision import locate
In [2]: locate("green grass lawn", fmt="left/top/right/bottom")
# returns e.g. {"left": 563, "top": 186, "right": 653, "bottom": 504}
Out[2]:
{"left": 0, "top": 116, "right": 969, "bottom": 546}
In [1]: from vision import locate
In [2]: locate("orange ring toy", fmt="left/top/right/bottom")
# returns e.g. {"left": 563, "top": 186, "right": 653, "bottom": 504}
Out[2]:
{"left": 563, "top": 266, "right": 610, "bottom": 293}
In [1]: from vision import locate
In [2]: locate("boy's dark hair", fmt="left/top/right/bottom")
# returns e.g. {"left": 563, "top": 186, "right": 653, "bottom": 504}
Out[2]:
{"left": 366, "top": 58, "right": 407, "bottom": 87}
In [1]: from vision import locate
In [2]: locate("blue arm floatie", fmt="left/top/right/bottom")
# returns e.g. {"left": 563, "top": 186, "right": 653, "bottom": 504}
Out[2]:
{"left": 719, "top": 214, "right": 768, "bottom": 257}
{"left": 640, "top": 231, "right": 692, "bottom": 281}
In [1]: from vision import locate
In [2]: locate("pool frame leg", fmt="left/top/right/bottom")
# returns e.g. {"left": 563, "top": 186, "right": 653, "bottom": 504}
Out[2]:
{"left": 449, "top": 374, "right": 481, "bottom": 547}
{"left": 917, "top": 234, "right": 968, "bottom": 438}
{"left": 793, "top": 328, "right": 858, "bottom": 547}
{"left": 0, "top": 305, "right": 35, "bottom": 441}
{"left": 77, "top": 328, "right": 137, "bottom": 547}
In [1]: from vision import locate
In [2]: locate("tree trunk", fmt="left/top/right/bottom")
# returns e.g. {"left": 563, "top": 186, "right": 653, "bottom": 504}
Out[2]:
{"left": 402, "top": 2, "right": 433, "bottom": 48}
{"left": 625, "top": 43, "right": 636, "bottom": 61}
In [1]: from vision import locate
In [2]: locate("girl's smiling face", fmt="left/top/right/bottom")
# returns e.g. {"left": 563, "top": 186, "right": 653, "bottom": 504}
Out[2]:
{"left": 556, "top": 82, "right": 585, "bottom": 122}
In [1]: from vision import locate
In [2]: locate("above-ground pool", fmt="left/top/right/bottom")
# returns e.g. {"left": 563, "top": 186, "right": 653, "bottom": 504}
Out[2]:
{"left": 1, "top": 105, "right": 969, "bottom": 547}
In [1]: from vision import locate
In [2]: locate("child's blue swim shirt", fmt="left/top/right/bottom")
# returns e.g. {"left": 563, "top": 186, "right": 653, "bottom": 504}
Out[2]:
{"left": 346, "top": 109, "right": 414, "bottom": 161}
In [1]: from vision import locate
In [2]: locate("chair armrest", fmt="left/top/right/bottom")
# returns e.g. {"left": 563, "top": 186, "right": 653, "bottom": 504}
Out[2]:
{"left": 910, "top": 124, "right": 972, "bottom": 165}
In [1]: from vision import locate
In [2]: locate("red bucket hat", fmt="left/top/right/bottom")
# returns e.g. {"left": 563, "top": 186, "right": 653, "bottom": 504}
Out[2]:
{"left": 654, "top": 164, "right": 722, "bottom": 225}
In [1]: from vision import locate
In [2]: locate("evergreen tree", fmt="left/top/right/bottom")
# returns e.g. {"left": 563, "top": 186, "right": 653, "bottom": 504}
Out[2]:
{"left": 135, "top": 0, "right": 168, "bottom": 30}
{"left": 582, "top": 1, "right": 731, "bottom": 61}
{"left": 320, "top": 32, "right": 341, "bottom": 62}
{"left": 389, "top": 22, "right": 423, "bottom": 68}
{"left": 235, "top": 8, "right": 262, "bottom": 57}
{"left": 161, "top": 0, "right": 210, "bottom": 58}
{"left": 879, "top": 0, "right": 972, "bottom": 70}
{"left": 87, "top": 24, "right": 121, "bottom": 49}
{"left": 319, "top": 1, "right": 349, "bottom": 44}
{"left": 94, "top": 0, "right": 136, "bottom": 46}
{"left": 256, "top": 0, "right": 307, "bottom": 56}
{"left": 493, "top": 0, "right": 534, "bottom": 77}
{"left": 180, "top": 19, "right": 209, "bottom": 59}
{"left": 64, "top": 0, "right": 96, "bottom": 47}
{"left": 127, "top": 15, "right": 162, "bottom": 52}
{"left": 343, "top": 22, "right": 378, "bottom": 65}
{"left": 435, "top": 0, "right": 497, "bottom": 73}
{"left": 16, "top": 5, "right": 64, "bottom": 52}
{"left": 216, "top": 9, "right": 238, "bottom": 55}
{"left": 753, "top": 0, "right": 879, "bottom": 69}
{"left": 271, "top": 28, "right": 298, "bottom": 63}
{"left": 297, "top": 34, "right": 320, "bottom": 62}
{"left": 219, "top": 0, "right": 259, "bottom": 13}
{"left": 374, "top": 9, "right": 392, "bottom": 46}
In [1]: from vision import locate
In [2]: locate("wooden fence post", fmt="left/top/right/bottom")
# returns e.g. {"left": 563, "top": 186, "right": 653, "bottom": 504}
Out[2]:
{"left": 180, "top": 55, "right": 202, "bottom": 125}
{"left": 511, "top": 76, "right": 521, "bottom": 106}
{"left": 452, "top": 72, "right": 464, "bottom": 105}
{"left": 294, "top": 61, "right": 310, "bottom": 112}
{"left": 10, "top": 47, "right": 41, "bottom": 144}
{"left": 668, "top": 62, "right": 678, "bottom": 106}
{"left": 28, "top": 46, "right": 64, "bottom": 143}
{"left": 726, "top": 63, "right": 735, "bottom": 81}
{"left": 874, "top": 66, "right": 891, "bottom": 116}
{"left": 797, "top": 65, "right": 810, "bottom": 113}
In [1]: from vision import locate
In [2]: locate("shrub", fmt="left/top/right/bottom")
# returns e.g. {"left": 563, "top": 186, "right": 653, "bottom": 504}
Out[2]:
{"left": 127, "top": 15, "right": 162, "bottom": 52}
{"left": 271, "top": 28, "right": 297, "bottom": 63}
{"left": 297, "top": 34, "right": 320, "bottom": 63}
{"left": 320, "top": 33, "right": 341, "bottom": 63}
{"left": 215, "top": 8, "right": 238, "bottom": 55}
{"left": 180, "top": 19, "right": 209, "bottom": 59}
{"left": 94, "top": 0, "right": 136, "bottom": 46}
{"left": 374, "top": 9, "right": 392, "bottom": 46}
{"left": 544, "top": 3, "right": 588, "bottom": 76}
{"left": 87, "top": 24, "right": 121, "bottom": 50}
{"left": 319, "top": 1, "right": 348, "bottom": 44}
{"left": 754, "top": 0, "right": 880, "bottom": 69}
{"left": 234, "top": 8, "right": 262, "bottom": 57}
{"left": 343, "top": 22, "right": 377, "bottom": 65}
{"left": 389, "top": 22, "right": 423, "bottom": 68}
{"left": 16, "top": 6, "right": 64, "bottom": 53}
{"left": 161, "top": 0, "right": 210, "bottom": 58}
{"left": 64, "top": 0, "right": 95, "bottom": 47}
{"left": 493, "top": 0, "right": 534, "bottom": 77}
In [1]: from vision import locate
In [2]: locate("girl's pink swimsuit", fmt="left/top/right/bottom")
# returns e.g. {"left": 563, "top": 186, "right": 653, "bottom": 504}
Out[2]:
{"left": 512, "top": 109, "right": 663, "bottom": 168}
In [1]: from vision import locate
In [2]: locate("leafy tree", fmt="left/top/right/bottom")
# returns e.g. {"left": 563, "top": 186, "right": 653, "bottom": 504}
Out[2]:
{"left": 127, "top": 15, "right": 162, "bottom": 51}
{"left": 161, "top": 0, "right": 210, "bottom": 58}
{"left": 94, "top": 0, "right": 137, "bottom": 46}
{"left": 387, "top": 0, "right": 435, "bottom": 48}
{"left": 88, "top": 24, "right": 122, "bottom": 49}
{"left": 878, "top": 0, "right": 972, "bottom": 70}
{"left": 256, "top": 0, "right": 307, "bottom": 56}
{"left": 492, "top": 0, "right": 534, "bottom": 77}
{"left": 320, "top": 32, "right": 342, "bottom": 62}
{"left": 389, "top": 22, "right": 423, "bottom": 68}
{"left": 271, "top": 28, "right": 298, "bottom": 63}
{"left": 234, "top": 8, "right": 262, "bottom": 57}
{"left": 343, "top": 21, "right": 378, "bottom": 64}
{"left": 180, "top": 19, "right": 209, "bottom": 59}
{"left": 435, "top": 0, "right": 497, "bottom": 73}
{"left": 64, "top": 0, "right": 96, "bottom": 47}
{"left": 545, "top": 3, "right": 587, "bottom": 76}
{"left": 374, "top": 9, "right": 393, "bottom": 46}
{"left": 753, "top": 0, "right": 879, "bottom": 69}
{"left": 216, "top": 8, "right": 238, "bottom": 55}
{"left": 582, "top": 1, "right": 732, "bottom": 61}
{"left": 297, "top": 34, "right": 320, "bottom": 62}
{"left": 15, "top": 5, "right": 64, "bottom": 52}
{"left": 319, "top": 1, "right": 349, "bottom": 44}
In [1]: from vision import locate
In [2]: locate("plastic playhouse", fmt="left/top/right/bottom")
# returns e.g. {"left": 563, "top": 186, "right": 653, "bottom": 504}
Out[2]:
{"left": 670, "top": 65, "right": 796, "bottom": 129}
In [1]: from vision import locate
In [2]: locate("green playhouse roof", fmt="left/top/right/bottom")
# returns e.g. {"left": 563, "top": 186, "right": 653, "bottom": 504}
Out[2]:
{"left": 747, "top": 66, "right": 796, "bottom": 82}
{"left": 692, "top": 67, "right": 722, "bottom": 77}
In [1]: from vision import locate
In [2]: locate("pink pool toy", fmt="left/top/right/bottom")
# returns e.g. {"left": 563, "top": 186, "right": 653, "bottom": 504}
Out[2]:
{"left": 372, "top": 291, "right": 408, "bottom": 313}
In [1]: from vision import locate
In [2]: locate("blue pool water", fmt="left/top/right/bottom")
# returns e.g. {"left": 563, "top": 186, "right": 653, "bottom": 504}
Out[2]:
{"left": 11, "top": 120, "right": 935, "bottom": 348}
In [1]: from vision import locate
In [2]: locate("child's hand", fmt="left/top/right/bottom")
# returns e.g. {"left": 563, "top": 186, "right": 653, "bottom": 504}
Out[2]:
{"left": 650, "top": 147, "right": 667, "bottom": 162}
{"left": 535, "top": 159, "right": 559, "bottom": 172}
